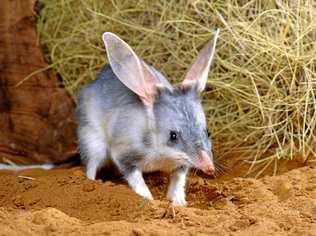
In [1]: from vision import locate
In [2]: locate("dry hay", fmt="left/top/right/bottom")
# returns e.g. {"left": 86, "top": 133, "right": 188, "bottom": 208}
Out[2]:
{"left": 36, "top": 0, "right": 316, "bottom": 175}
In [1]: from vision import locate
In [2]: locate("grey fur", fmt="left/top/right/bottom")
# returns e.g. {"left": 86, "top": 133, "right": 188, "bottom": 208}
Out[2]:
{"left": 77, "top": 65, "right": 212, "bottom": 202}
{"left": 154, "top": 86, "right": 212, "bottom": 161}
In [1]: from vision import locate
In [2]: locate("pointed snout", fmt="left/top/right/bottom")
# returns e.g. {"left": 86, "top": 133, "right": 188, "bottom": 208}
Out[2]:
{"left": 196, "top": 150, "right": 215, "bottom": 175}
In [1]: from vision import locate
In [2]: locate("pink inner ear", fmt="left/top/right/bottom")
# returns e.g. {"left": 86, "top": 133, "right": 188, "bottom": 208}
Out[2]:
{"left": 102, "top": 32, "right": 159, "bottom": 106}
{"left": 140, "top": 61, "right": 161, "bottom": 105}
{"left": 182, "top": 29, "right": 220, "bottom": 92}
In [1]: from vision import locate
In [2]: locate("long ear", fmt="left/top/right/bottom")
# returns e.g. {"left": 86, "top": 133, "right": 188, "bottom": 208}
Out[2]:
{"left": 182, "top": 29, "right": 220, "bottom": 92}
{"left": 102, "top": 32, "right": 160, "bottom": 106}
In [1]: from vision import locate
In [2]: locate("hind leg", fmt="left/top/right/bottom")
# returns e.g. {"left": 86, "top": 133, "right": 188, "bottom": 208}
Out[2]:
{"left": 78, "top": 126, "right": 107, "bottom": 180}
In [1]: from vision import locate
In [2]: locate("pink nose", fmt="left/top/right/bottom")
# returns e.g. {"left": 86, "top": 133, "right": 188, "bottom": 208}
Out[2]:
{"left": 197, "top": 150, "right": 215, "bottom": 176}
{"left": 202, "top": 164, "right": 215, "bottom": 175}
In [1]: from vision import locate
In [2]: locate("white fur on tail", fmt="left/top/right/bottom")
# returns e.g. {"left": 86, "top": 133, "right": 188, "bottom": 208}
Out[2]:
{"left": 0, "top": 163, "right": 54, "bottom": 171}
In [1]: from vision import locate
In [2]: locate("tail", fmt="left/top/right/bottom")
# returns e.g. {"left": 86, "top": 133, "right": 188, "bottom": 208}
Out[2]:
{"left": 0, "top": 163, "right": 54, "bottom": 171}
{"left": 0, "top": 155, "right": 81, "bottom": 171}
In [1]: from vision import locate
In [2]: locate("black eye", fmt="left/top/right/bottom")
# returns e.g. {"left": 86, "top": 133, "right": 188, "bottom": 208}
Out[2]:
{"left": 169, "top": 131, "right": 177, "bottom": 141}
{"left": 206, "top": 129, "right": 211, "bottom": 137}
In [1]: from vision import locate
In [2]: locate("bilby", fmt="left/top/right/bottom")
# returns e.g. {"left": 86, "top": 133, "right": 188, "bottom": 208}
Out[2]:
{"left": 76, "top": 30, "right": 220, "bottom": 205}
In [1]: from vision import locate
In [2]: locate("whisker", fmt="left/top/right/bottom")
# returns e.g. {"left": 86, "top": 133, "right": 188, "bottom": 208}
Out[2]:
{"left": 212, "top": 161, "right": 230, "bottom": 177}
{"left": 213, "top": 159, "right": 231, "bottom": 175}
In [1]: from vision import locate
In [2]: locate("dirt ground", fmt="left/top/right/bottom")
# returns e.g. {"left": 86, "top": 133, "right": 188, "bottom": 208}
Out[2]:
{"left": 0, "top": 159, "right": 316, "bottom": 236}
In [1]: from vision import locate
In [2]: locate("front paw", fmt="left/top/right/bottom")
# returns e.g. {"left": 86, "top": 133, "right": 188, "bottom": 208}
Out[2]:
{"left": 167, "top": 190, "right": 187, "bottom": 206}
{"left": 135, "top": 186, "right": 154, "bottom": 200}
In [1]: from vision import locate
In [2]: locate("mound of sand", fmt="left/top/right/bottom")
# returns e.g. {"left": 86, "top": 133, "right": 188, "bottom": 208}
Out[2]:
{"left": 0, "top": 164, "right": 316, "bottom": 235}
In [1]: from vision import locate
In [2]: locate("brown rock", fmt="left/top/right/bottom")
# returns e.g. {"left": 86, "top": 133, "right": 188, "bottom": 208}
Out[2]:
{"left": 0, "top": 0, "right": 77, "bottom": 164}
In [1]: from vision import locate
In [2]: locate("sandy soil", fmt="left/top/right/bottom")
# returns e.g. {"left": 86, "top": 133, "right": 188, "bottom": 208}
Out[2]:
{"left": 0, "top": 161, "right": 316, "bottom": 236}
